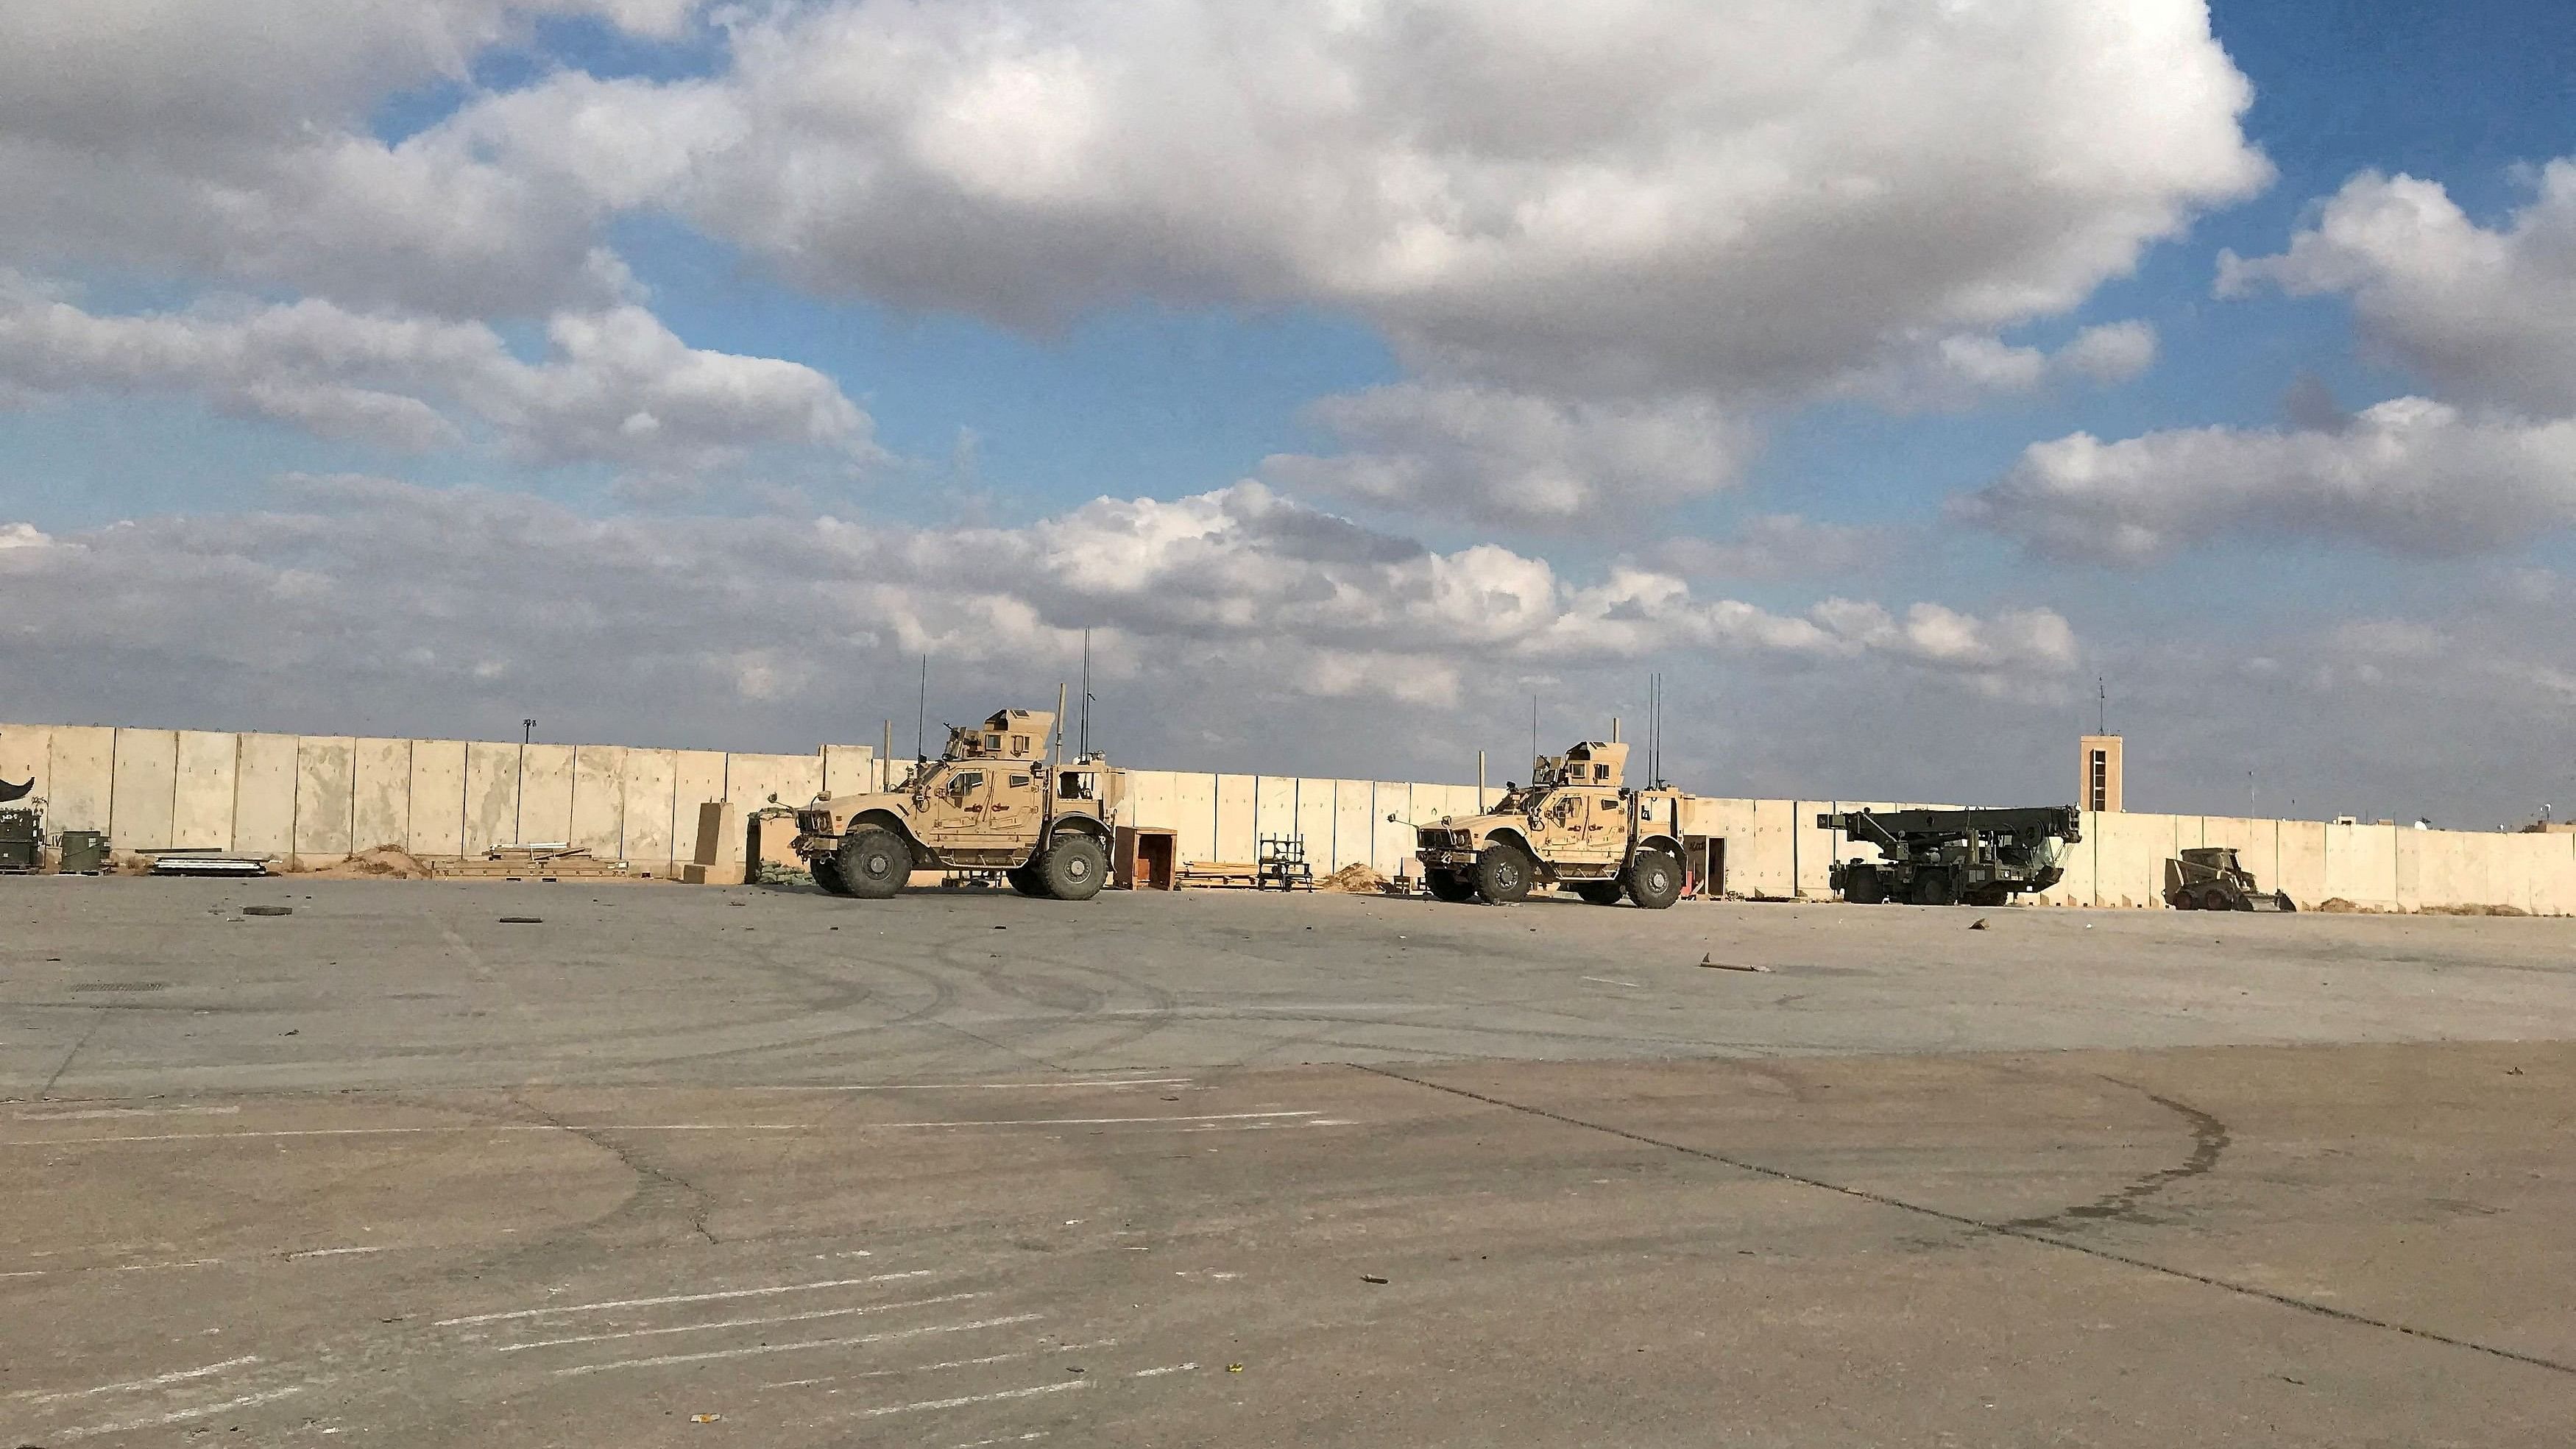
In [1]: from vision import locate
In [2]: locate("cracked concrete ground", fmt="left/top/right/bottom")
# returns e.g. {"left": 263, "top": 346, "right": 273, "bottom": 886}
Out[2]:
{"left": 4, "top": 879, "right": 2574, "bottom": 1445}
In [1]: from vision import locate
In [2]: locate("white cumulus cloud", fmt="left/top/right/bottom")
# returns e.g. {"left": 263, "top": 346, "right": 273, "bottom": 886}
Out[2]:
{"left": 0, "top": 277, "right": 876, "bottom": 474}
{"left": 2219, "top": 161, "right": 2576, "bottom": 413}
{"left": 1957, "top": 397, "right": 2576, "bottom": 564}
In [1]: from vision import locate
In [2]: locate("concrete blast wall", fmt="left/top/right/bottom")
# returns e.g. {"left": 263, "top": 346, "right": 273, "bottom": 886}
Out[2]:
{"left": 0, "top": 722, "right": 874, "bottom": 876}
{"left": 7, "top": 717, "right": 2573, "bottom": 912}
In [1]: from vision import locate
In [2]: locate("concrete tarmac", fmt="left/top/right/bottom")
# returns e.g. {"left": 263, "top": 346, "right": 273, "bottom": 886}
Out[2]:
{"left": 5, "top": 879, "right": 2575, "bottom": 1445}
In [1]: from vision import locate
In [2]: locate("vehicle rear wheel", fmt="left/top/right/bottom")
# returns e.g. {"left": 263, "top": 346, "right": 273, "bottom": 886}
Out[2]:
{"left": 834, "top": 827, "right": 907, "bottom": 899}
{"left": 1426, "top": 869, "right": 1477, "bottom": 903}
{"left": 1574, "top": 881, "right": 1626, "bottom": 906}
{"left": 2172, "top": 889, "right": 2198, "bottom": 910}
{"left": 1624, "top": 849, "right": 1682, "bottom": 910}
{"left": 1911, "top": 870, "right": 1959, "bottom": 907}
{"left": 1005, "top": 864, "right": 1045, "bottom": 898}
{"left": 1844, "top": 865, "right": 1885, "bottom": 904}
{"left": 1472, "top": 845, "right": 1533, "bottom": 904}
{"left": 810, "top": 854, "right": 852, "bottom": 896}
{"left": 1037, "top": 833, "right": 1108, "bottom": 901}
{"left": 2203, "top": 886, "right": 2241, "bottom": 913}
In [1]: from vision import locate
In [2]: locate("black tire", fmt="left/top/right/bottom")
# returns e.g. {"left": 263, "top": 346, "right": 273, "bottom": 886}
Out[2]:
{"left": 1844, "top": 865, "right": 1885, "bottom": 904}
{"left": 1037, "top": 833, "right": 1108, "bottom": 901}
{"left": 1912, "top": 870, "right": 1959, "bottom": 907}
{"left": 1574, "top": 881, "right": 1626, "bottom": 906}
{"left": 1006, "top": 865, "right": 1045, "bottom": 898}
{"left": 1624, "top": 849, "right": 1682, "bottom": 910}
{"left": 1964, "top": 884, "right": 2010, "bottom": 909}
{"left": 2171, "top": 889, "right": 2198, "bottom": 910}
{"left": 1472, "top": 844, "right": 1534, "bottom": 904}
{"left": 810, "top": 854, "right": 852, "bottom": 896}
{"left": 834, "top": 826, "right": 908, "bottom": 899}
{"left": 1426, "top": 869, "right": 1478, "bottom": 903}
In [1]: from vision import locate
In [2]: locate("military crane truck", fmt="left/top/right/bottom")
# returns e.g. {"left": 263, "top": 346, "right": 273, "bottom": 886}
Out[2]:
{"left": 1411, "top": 740, "right": 1692, "bottom": 907}
{"left": 793, "top": 706, "right": 1122, "bottom": 901}
{"left": 1821, "top": 805, "right": 2079, "bottom": 907}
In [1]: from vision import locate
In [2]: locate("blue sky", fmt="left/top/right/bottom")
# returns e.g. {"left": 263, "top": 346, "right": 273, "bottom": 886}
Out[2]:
{"left": 3, "top": 1, "right": 2572, "bottom": 823}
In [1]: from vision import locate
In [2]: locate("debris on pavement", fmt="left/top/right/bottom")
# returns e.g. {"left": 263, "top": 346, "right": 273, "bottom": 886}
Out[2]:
{"left": 1970, "top": 918, "right": 1991, "bottom": 930}
{"left": 1698, "top": 953, "right": 1769, "bottom": 972}
{"left": 242, "top": 905, "right": 294, "bottom": 917}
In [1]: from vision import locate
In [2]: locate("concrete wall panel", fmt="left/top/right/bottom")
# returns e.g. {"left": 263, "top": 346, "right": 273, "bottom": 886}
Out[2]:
{"left": 1214, "top": 775, "right": 1258, "bottom": 865}
{"left": 569, "top": 745, "right": 627, "bottom": 857}
{"left": 620, "top": 748, "right": 679, "bottom": 870}
{"left": 292, "top": 736, "right": 356, "bottom": 860}
{"left": 232, "top": 734, "right": 297, "bottom": 858}
{"left": 171, "top": 731, "right": 238, "bottom": 850}
{"left": 2324, "top": 821, "right": 2399, "bottom": 908}
{"left": 2274, "top": 821, "right": 2329, "bottom": 908}
{"left": 461, "top": 743, "right": 522, "bottom": 855}
{"left": 46, "top": 726, "right": 116, "bottom": 835}
{"left": 1372, "top": 784, "right": 1415, "bottom": 875}
{"left": 351, "top": 737, "right": 411, "bottom": 851}
{"left": 0, "top": 723, "right": 51, "bottom": 806}
{"left": 1168, "top": 773, "right": 1218, "bottom": 865}
{"left": 1332, "top": 780, "right": 1373, "bottom": 874}
{"left": 517, "top": 744, "right": 576, "bottom": 846}
{"left": 822, "top": 745, "right": 875, "bottom": 798}
{"left": 1295, "top": 779, "right": 1336, "bottom": 868}
{"left": 1121, "top": 769, "right": 1181, "bottom": 840}
{"left": 109, "top": 729, "right": 179, "bottom": 850}
{"left": 724, "top": 752, "right": 822, "bottom": 810}
{"left": 1253, "top": 777, "right": 1295, "bottom": 854}
{"left": 407, "top": 740, "right": 467, "bottom": 858}
{"left": 1742, "top": 798, "right": 1795, "bottom": 898}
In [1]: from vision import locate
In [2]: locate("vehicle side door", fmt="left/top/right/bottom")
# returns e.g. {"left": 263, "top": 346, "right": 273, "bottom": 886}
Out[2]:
{"left": 924, "top": 768, "right": 989, "bottom": 842}
{"left": 975, "top": 766, "right": 1042, "bottom": 846}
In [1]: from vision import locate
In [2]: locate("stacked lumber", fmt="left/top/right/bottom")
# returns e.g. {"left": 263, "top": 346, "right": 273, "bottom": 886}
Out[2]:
{"left": 432, "top": 845, "right": 631, "bottom": 880}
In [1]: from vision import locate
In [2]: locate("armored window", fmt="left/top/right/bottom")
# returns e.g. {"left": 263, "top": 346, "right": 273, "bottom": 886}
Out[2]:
{"left": 986, "top": 734, "right": 1002, "bottom": 751}
{"left": 1012, "top": 735, "right": 1030, "bottom": 755}
{"left": 950, "top": 771, "right": 984, "bottom": 794}
{"left": 1008, "top": 775, "right": 1030, "bottom": 790}
{"left": 1060, "top": 773, "right": 1097, "bottom": 800}
{"left": 1594, "top": 765, "right": 1610, "bottom": 782}
{"left": 1599, "top": 798, "right": 1620, "bottom": 812}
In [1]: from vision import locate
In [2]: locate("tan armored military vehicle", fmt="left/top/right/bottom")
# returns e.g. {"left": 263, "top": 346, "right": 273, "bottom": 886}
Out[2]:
{"left": 793, "top": 707, "right": 1121, "bottom": 901}
{"left": 1411, "top": 740, "right": 1690, "bottom": 907}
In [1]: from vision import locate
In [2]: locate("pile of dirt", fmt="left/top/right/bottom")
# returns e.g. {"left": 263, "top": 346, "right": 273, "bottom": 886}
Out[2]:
{"left": 314, "top": 845, "right": 432, "bottom": 879}
{"left": 1320, "top": 862, "right": 1387, "bottom": 893}
{"left": 2418, "top": 902, "right": 2532, "bottom": 918}
{"left": 2313, "top": 898, "right": 2371, "bottom": 914}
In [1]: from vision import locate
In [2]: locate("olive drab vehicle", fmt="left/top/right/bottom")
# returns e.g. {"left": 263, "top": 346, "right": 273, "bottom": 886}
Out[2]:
{"left": 793, "top": 707, "right": 1122, "bottom": 901}
{"left": 1410, "top": 741, "right": 1691, "bottom": 908}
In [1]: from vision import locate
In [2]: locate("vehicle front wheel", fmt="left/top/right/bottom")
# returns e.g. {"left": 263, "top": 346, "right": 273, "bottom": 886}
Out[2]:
{"left": 1426, "top": 869, "right": 1477, "bottom": 903}
{"left": 810, "top": 853, "right": 852, "bottom": 896}
{"left": 1038, "top": 834, "right": 1108, "bottom": 901}
{"left": 1624, "top": 849, "right": 1683, "bottom": 910}
{"left": 1574, "top": 882, "right": 1625, "bottom": 906}
{"left": 1843, "top": 865, "right": 1885, "bottom": 904}
{"left": 1472, "top": 845, "right": 1533, "bottom": 904}
{"left": 835, "top": 827, "right": 908, "bottom": 899}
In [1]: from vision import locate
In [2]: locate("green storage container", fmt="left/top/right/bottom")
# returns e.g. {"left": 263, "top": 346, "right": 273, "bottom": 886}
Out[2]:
{"left": 58, "top": 830, "right": 108, "bottom": 874}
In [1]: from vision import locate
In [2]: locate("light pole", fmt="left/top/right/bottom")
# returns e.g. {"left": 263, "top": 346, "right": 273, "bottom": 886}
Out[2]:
{"left": 516, "top": 718, "right": 536, "bottom": 845}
